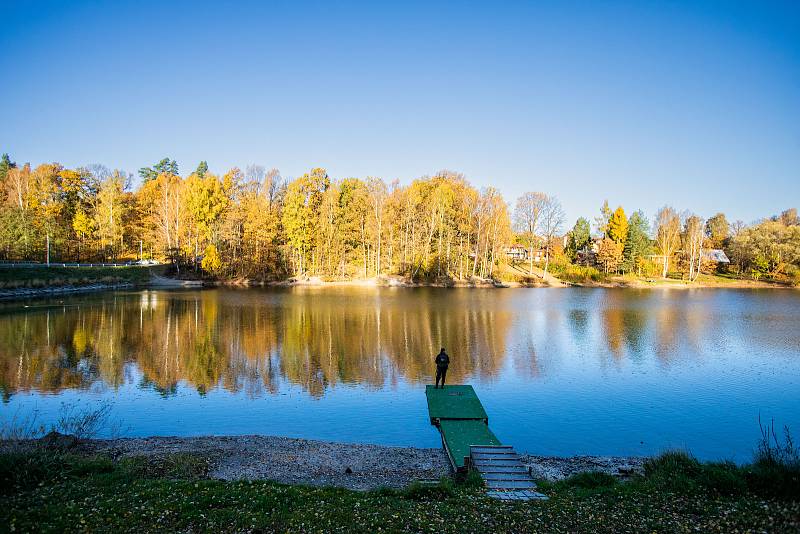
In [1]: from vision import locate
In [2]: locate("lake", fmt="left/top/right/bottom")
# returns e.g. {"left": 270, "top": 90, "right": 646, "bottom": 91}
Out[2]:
{"left": 1, "top": 287, "right": 798, "bottom": 462}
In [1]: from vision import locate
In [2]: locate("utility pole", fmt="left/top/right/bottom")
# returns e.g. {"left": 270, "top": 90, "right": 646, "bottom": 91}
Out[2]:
{"left": 46, "top": 233, "right": 50, "bottom": 266}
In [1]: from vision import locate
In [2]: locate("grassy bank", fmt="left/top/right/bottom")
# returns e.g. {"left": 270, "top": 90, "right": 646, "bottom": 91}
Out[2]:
{"left": 0, "top": 266, "right": 160, "bottom": 290}
{"left": 2, "top": 449, "right": 797, "bottom": 533}
{"left": 501, "top": 259, "right": 797, "bottom": 288}
{"left": 540, "top": 265, "right": 792, "bottom": 288}
{"left": 600, "top": 272, "right": 794, "bottom": 289}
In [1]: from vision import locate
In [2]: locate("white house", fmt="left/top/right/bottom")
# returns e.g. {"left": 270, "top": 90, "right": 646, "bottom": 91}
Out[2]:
{"left": 504, "top": 245, "right": 528, "bottom": 261}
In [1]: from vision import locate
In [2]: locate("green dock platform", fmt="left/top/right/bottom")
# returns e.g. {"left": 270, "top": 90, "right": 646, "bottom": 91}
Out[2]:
{"left": 425, "top": 384, "right": 548, "bottom": 501}
{"left": 425, "top": 385, "right": 500, "bottom": 470}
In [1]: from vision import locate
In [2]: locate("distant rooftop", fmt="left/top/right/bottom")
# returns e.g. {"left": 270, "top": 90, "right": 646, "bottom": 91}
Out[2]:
{"left": 702, "top": 249, "right": 730, "bottom": 263}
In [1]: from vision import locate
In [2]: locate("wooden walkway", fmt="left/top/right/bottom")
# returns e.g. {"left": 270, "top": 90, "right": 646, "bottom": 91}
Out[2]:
{"left": 425, "top": 385, "right": 547, "bottom": 501}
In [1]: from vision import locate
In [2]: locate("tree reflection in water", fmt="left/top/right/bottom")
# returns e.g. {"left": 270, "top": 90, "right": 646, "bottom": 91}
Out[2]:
{"left": 0, "top": 288, "right": 513, "bottom": 399}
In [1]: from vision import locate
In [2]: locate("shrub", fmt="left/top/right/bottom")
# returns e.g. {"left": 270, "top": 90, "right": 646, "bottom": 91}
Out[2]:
{"left": 641, "top": 442, "right": 799, "bottom": 500}
{"left": 548, "top": 262, "right": 606, "bottom": 284}
{"left": 0, "top": 408, "right": 46, "bottom": 441}
{"left": 642, "top": 451, "right": 702, "bottom": 492}
{"left": 749, "top": 417, "right": 800, "bottom": 498}
{"left": 786, "top": 265, "right": 800, "bottom": 287}
{"left": 55, "top": 401, "right": 113, "bottom": 440}
{"left": 641, "top": 451, "right": 746, "bottom": 496}
{"left": 694, "top": 461, "right": 748, "bottom": 496}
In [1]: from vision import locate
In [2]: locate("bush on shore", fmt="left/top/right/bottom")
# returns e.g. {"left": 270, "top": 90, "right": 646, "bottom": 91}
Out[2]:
{"left": 548, "top": 262, "right": 607, "bottom": 284}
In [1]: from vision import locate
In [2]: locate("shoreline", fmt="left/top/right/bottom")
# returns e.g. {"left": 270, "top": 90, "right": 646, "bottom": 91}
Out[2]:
{"left": 0, "top": 274, "right": 792, "bottom": 301}
{"left": 5, "top": 434, "right": 646, "bottom": 490}
{"left": 565, "top": 278, "right": 793, "bottom": 289}
{"left": 214, "top": 274, "right": 515, "bottom": 289}
{"left": 0, "top": 282, "right": 135, "bottom": 300}
{"left": 212, "top": 274, "right": 792, "bottom": 290}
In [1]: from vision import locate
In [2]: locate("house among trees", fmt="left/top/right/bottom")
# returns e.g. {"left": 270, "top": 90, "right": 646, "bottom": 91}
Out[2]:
{"left": 504, "top": 245, "right": 528, "bottom": 261}
{"left": 574, "top": 237, "right": 603, "bottom": 265}
{"left": 505, "top": 245, "right": 549, "bottom": 264}
{"left": 702, "top": 249, "right": 730, "bottom": 265}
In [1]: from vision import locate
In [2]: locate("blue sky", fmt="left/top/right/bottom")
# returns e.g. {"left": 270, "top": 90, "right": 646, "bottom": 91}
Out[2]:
{"left": 1, "top": 0, "right": 798, "bottom": 226}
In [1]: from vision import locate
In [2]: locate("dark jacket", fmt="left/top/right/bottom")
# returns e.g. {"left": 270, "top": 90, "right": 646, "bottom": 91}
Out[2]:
{"left": 435, "top": 351, "right": 450, "bottom": 369}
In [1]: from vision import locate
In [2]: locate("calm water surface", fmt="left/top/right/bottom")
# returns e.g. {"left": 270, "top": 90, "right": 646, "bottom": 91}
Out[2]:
{"left": 1, "top": 287, "right": 798, "bottom": 461}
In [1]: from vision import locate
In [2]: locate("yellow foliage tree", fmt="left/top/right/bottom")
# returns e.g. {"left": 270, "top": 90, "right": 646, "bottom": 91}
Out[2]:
{"left": 94, "top": 171, "right": 127, "bottom": 261}
{"left": 607, "top": 206, "right": 628, "bottom": 244}
{"left": 181, "top": 172, "right": 229, "bottom": 268}
{"left": 72, "top": 208, "right": 95, "bottom": 260}
{"left": 201, "top": 243, "right": 222, "bottom": 273}
{"left": 597, "top": 237, "right": 624, "bottom": 273}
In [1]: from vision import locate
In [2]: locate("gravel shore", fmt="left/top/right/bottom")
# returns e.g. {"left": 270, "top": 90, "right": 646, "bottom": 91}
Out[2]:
{"left": 82, "top": 435, "right": 451, "bottom": 490}
{"left": 67, "top": 435, "right": 645, "bottom": 490}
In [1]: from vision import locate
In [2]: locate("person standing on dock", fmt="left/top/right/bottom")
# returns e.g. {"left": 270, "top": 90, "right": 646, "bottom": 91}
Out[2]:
{"left": 434, "top": 348, "right": 450, "bottom": 388}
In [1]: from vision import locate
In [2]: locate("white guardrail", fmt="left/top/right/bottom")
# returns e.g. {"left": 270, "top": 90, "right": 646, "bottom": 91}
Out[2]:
{"left": 0, "top": 262, "right": 158, "bottom": 268}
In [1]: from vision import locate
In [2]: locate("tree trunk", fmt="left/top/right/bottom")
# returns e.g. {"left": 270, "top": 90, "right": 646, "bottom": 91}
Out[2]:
{"left": 544, "top": 247, "right": 550, "bottom": 276}
{"left": 376, "top": 217, "right": 382, "bottom": 276}
{"left": 694, "top": 245, "right": 702, "bottom": 282}
{"left": 472, "top": 218, "right": 482, "bottom": 277}
{"left": 529, "top": 240, "right": 534, "bottom": 275}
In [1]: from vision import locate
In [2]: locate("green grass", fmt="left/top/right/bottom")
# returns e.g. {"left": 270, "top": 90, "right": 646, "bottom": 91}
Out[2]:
{"left": 539, "top": 451, "right": 799, "bottom": 501}
{"left": 539, "top": 471, "right": 621, "bottom": 496}
{"left": 0, "top": 266, "right": 159, "bottom": 289}
{"left": 548, "top": 263, "right": 607, "bottom": 284}
{"left": 1, "top": 449, "right": 798, "bottom": 533}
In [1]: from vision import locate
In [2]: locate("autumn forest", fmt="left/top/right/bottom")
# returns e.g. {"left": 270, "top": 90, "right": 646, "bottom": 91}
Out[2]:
{"left": 0, "top": 154, "right": 798, "bottom": 285}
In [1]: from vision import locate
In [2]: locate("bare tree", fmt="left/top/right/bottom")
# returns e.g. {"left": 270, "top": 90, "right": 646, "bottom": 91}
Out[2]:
{"left": 265, "top": 168, "right": 285, "bottom": 208}
{"left": 595, "top": 199, "right": 612, "bottom": 237}
{"left": 471, "top": 193, "right": 486, "bottom": 278}
{"left": 655, "top": 206, "right": 681, "bottom": 278}
{"left": 6, "top": 164, "right": 31, "bottom": 209}
{"left": 779, "top": 208, "right": 799, "bottom": 226}
{"left": 84, "top": 164, "right": 111, "bottom": 206}
{"left": 86, "top": 163, "right": 111, "bottom": 184}
{"left": 245, "top": 164, "right": 266, "bottom": 193}
{"left": 513, "top": 192, "right": 547, "bottom": 275}
{"left": 538, "top": 195, "right": 565, "bottom": 276}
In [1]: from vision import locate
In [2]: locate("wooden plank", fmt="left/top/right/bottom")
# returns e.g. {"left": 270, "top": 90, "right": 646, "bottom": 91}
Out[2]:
{"left": 474, "top": 465, "right": 529, "bottom": 474}
{"left": 472, "top": 458, "right": 522, "bottom": 465}
{"left": 486, "top": 490, "right": 549, "bottom": 501}
{"left": 481, "top": 472, "right": 533, "bottom": 481}
{"left": 472, "top": 453, "right": 521, "bottom": 460}
{"left": 486, "top": 480, "right": 538, "bottom": 490}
